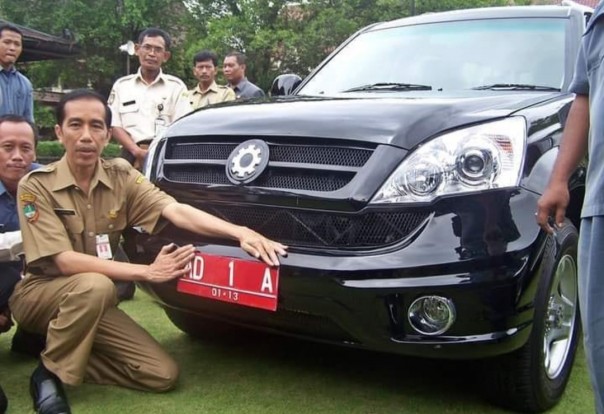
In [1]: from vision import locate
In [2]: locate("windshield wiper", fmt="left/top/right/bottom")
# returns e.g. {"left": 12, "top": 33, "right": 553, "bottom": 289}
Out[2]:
{"left": 343, "top": 82, "right": 432, "bottom": 92}
{"left": 471, "top": 83, "right": 560, "bottom": 91}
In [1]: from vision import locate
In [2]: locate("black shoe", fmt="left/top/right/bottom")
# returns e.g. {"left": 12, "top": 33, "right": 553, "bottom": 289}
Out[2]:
{"left": 0, "top": 383, "right": 7, "bottom": 414}
{"left": 11, "top": 327, "right": 46, "bottom": 358}
{"left": 30, "top": 363, "right": 71, "bottom": 414}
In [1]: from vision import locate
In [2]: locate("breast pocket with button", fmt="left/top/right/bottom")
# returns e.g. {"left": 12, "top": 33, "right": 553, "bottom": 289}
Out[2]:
{"left": 60, "top": 216, "right": 85, "bottom": 252}
{"left": 119, "top": 99, "right": 140, "bottom": 129}
{"left": 96, "top": 212, "right": 127, "bottom": 254}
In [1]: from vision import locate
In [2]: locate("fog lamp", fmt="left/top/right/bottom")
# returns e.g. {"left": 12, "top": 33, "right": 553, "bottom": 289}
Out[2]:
{"left": 408, "top": 295, "right": 456, "bottom": 336}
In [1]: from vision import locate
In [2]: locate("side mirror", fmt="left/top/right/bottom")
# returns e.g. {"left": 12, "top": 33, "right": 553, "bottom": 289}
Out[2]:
{"left": 270, "top": 74, "right": 303, "bottom": 97}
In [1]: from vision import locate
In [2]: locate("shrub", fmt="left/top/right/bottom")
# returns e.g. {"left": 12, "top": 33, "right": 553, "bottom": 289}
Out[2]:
{"left": 36, "top": 141, "right": 121, "bottom": 159}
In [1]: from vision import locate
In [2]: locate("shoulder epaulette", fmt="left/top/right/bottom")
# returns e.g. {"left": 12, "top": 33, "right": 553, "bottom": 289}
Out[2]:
{"left": 103, "top": 157, "right": 133, "bottom": 172}
{"left": 113, "top": 74, "right": 137, "bottom": 85}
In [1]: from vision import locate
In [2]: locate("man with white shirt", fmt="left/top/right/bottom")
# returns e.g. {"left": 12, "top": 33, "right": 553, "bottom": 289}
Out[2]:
{"left": 108, "top": 28, "right": 191, "bottom": 169}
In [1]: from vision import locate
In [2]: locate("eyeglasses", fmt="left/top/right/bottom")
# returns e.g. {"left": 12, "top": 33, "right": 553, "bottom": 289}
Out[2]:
{"left": 140, "top": 44, "right": 165, "bottom": 54}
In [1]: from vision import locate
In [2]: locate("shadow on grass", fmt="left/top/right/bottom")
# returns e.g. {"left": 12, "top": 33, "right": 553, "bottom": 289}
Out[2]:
{"left": 0, "top": 293, "right": 591, "bottom": 414}
{"left": 159, "top": 324, "right": 502, "bottom": 413}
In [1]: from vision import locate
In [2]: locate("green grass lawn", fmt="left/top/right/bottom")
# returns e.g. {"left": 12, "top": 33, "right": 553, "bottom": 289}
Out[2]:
{"left": 0, "top": 291, "right": 594, "bottom": 413}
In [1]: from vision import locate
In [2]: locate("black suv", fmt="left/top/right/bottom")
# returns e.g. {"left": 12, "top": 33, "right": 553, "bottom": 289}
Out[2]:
{"left": 128, "top": 4, "right": 592, "bottom": 412}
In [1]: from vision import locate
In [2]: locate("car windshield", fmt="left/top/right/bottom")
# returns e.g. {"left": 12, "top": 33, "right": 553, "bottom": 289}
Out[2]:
{"left": 298, "top": 17, "right": 566, "bottom": 96}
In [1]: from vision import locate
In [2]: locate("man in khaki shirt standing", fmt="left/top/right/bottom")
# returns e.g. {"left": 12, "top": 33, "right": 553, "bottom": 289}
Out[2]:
{"left": 108, "top": 28, "right": 191, "bottom": 169}
{"left": 9, "top": 89, "right": 287, "bottom": 414}
{"left": 188, "top": 50, "right": 235, "bottom": 110}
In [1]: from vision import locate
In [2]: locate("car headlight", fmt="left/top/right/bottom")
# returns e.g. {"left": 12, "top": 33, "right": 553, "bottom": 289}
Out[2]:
{"left": 371, "top": 117, "right": 526, "bottom": 203}
{"left": 143, "top": 137, "right": 164, "bottom": 180}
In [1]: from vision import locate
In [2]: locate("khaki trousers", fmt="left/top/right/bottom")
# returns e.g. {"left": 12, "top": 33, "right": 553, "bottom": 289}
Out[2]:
{"left": 9, "top": 272, "right": 178, "bottom": 392}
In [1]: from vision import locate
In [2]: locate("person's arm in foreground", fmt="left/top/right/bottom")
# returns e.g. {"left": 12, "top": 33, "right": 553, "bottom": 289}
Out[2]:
{"left": 53, "top": 243, "right": 195, "bottom": 283}
{"left": 536, "top": 94, "right": 589, "bottom": 233}
{"left": 52, "top": 203, "right": 287, "bottom": 280}
{"left": 161, "top": 202, "right": 288, "bottom": 267}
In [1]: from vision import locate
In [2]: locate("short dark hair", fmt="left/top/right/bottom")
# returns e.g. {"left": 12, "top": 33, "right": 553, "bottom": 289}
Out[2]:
{"left": 0, "top": 24, "right": 23, "bottom": 39}
{"left": 225, "top": 51, "right": 247, "bottom": 66}
{"left": 0, "top": 114, "right": 38, "bottom": 145}
{"left": 56, "top": 89, "right": 112, "bottom": 128}
{"left": 138, "top": 28, "right": 171, "bottom": 50}
{"left": 193, "top": 50, "right": 218, "bottom": 67}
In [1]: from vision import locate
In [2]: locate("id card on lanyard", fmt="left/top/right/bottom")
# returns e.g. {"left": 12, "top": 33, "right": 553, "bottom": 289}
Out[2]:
{"left": 96, "top": 234, "right": 113, "bottom": 260}
{"left": 155, "top": 103, "right": 168, "bottom": 138}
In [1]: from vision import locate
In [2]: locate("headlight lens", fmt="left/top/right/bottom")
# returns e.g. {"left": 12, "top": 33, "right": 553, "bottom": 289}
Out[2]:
{"left": 372, "top": 117, "right": 526, "bottom": 203}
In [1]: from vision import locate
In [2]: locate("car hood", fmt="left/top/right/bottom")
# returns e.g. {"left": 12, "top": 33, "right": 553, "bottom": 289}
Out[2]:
{"left": 169, "top": 91, "right": 562, "bottom": 150}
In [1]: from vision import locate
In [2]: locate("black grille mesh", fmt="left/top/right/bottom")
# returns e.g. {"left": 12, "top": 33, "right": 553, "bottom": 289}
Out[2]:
{"left": 168, "top": 141, "right": 372, "bottom": 166}
{"left": 269, "top": 145, "right": 370, "bottom": 166}
{"left": 165, "top": 165, "right": 352, "bottom": 191}
{"left": 204, "top": 205, "right": 428, "bottom": 249}
{"left": 163, "top": 139, "right": 374, "bottom": 192}
{"left": 170, "top": 143, "right": 237, "bottom": 160}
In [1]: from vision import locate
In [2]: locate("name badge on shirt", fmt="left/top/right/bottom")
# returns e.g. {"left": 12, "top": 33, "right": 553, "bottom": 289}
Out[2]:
{"left": 54, "top": 208, "right": 76, "bottom": 216}
{"left": 96, "top": 234, "right": 113, "bottom": 260}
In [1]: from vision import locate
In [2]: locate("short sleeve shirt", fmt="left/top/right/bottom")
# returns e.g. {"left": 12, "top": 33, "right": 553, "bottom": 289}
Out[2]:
{"left": 108, "top": 69, "right": 192, "bottom": 143}
{"left": 17, "top": 157, "right": 176, "bottom": 276}
{"left": 0, "top": 163, "right": 40, "bottom": 234}
{"left": 569, "top": 1, "right": 604, "bottom": 217}
{"left": 0, "top": 68, "right": 34, "bottom": 123}
{"left": 187, "top": 81, "right": 236, "bottom": 110}
{"left": 0, "top": 163, "right": 40, "bottom": 266}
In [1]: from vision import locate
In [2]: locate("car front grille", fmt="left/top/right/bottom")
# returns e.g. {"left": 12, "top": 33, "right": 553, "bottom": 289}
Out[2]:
{"left": 162, "top": 138, "right": 374, "bottom": 192}
{"left": 203, "top": 204, "right": 429, "bottom": 249}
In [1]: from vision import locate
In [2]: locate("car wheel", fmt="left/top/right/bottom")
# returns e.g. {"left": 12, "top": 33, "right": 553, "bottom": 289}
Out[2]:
{"left": 484, "top": 219, "right": 580, "bottom": 413}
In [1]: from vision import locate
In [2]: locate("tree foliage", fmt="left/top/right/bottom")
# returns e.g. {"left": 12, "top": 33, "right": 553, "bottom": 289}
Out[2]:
{"left": 0, "top": 0, "right": 189, "bottom": 96}
{"left": 0, "top": 0, "right": 535, "bottom": 96}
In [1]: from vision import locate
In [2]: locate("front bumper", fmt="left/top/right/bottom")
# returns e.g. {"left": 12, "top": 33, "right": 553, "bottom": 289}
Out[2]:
{"left": 127, "top": 188, "right": 545, "bottom": 359}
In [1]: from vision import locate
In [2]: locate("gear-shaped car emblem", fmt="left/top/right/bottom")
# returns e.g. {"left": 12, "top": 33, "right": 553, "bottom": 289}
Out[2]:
{"left": 226, "top": 139, "right": 270, "bottom": 184}
{"left": 231, "top": 144, "right": 263, "bottom": 178}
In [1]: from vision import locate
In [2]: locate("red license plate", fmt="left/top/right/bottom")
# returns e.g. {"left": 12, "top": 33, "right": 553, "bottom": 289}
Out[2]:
{"left": 177, "top": 252, "right": 279, "bottom": 311}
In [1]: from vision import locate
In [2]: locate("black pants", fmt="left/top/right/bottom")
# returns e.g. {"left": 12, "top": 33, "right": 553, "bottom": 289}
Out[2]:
{"left": 0, "top": 263, "right": 21, "bottom": 310}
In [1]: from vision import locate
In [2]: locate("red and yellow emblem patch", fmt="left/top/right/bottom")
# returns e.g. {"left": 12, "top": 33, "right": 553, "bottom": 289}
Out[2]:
{"left": 20, "top": 193, "right": 39, "bottom": 223}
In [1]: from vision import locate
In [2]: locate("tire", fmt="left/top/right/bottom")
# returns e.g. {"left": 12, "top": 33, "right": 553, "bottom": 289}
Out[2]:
{"left": 484, "top": 219, "right": 580, "bottom": 413}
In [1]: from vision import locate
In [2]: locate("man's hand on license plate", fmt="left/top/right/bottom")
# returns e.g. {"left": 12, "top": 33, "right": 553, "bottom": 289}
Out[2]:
{"left": 236, "top": 227, "right": 288, "bottom": 267}
{"left": 146, "top": 243, "right": 196, "bottom": 283}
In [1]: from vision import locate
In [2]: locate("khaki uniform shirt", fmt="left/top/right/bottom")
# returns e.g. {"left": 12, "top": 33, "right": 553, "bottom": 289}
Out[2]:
{"left": 187, "top": 81, "right": 236, "bottom": 110}
{"left": 17, "top": 157, "right": 176, "bottom": 277}
{"left": 108, "top": 69, "right": 192, "bottom": 143}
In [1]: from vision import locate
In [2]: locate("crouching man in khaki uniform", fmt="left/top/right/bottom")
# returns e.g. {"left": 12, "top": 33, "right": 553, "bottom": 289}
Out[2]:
{"left": 9, "top": 89, "right": 287, "bottom": 414}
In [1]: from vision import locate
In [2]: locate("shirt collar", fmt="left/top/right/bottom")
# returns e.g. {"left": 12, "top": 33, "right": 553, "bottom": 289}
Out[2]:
{"left": 193, "top": 81, "right": 219, "bottom": 95}
{"left": 0, "top": 163, "right": 41, "bottom": 197}
{"left": 230, "top": 77, "right": 249, "bottom": 92}
{"left": 52, "top": 157, "right": 114, "bottom": 192}
{"left": 135, "top": 68, "right": 165, "bottom": 86}
{"left": 0, "top": 66, "right": 16, "bottom": 75}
